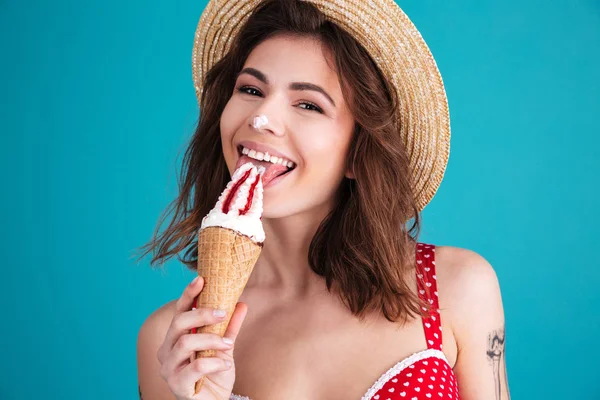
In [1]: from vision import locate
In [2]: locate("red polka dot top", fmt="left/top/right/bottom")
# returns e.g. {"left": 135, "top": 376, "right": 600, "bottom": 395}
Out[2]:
{"left": 230, "top": 242, "right": 459, "bottom": 400}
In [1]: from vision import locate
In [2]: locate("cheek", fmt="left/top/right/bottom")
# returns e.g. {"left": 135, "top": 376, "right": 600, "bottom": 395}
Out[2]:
{"left": 299, "top": 139, "right": 349, "bottom": 184}
{"left": 219, "top": 103, "right": 235, "bottom": 139}
{"left": 220, "top": 97, "right": 253, "bottom": 141}
{"left": 218, "top": 108, "right": 238, "bottom": 172}
{"left": 302, "top": 129, "right": 348, "bottom": 165}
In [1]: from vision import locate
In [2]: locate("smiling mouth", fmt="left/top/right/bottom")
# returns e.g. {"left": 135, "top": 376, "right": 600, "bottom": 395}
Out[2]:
{"left": 236, "top": 146, "right": 295, "bottom": 170}
{"left": 236, "top": 145, "right": 296, "bottom": 185}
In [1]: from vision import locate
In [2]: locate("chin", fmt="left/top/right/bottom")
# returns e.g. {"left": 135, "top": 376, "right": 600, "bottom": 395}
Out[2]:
{"left": 260, "top": 198, "right": 290, "bottom": 220}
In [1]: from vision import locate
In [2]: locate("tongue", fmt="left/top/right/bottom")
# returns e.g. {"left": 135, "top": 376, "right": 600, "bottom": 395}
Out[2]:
{"left": 235, "top": 155, "right": 289, "bottom": 186}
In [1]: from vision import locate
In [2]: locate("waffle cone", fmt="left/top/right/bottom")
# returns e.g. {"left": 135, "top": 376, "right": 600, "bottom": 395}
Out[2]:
{"left": 191, "top": 226, "right": 262, "bottom": 394}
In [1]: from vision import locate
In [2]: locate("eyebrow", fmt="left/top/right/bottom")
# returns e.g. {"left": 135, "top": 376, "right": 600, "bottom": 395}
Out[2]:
{"left": 236, "top": 67, "right": 337, "bottom": 108}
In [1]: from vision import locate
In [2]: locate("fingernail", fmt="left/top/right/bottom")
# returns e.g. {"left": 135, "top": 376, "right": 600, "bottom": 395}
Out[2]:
{"left": 222, "top": 337, "right": 234, "bottom": 345}
{"left": 213, "top": 309, "right": 226, "bottom": 317}
{"left": 190, "top": 276, "right": 199, "bottom": 286}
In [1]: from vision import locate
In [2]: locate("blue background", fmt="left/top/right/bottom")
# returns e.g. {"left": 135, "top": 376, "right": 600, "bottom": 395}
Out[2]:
{"left": 1, "top": 0, "right": 598, "bottom": 399}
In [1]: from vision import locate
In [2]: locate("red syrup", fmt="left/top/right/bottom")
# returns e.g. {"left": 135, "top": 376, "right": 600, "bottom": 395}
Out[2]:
{"left": 221, "top": 168, "right": 260, "bottom": 216}
{"left": 239, "top": 173, "right": 260, "bottom": 215}
{"left": 222, "top": 168, "right": 250, "bottom": 214}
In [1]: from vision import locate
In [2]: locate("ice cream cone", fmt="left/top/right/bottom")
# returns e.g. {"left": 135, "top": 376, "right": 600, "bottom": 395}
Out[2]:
{"left": 190, "top": 162, "right": 266, "bottom": 394}
{"left": 191, "top": 226, "right": 262, "bottom": 392}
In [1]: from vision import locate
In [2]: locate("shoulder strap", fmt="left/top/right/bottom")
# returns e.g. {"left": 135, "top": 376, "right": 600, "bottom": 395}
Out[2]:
{"left": 415, "top": 242, "right": 443, "bottom": 351}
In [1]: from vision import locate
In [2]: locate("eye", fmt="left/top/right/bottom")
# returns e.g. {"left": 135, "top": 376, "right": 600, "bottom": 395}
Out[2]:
{"left": 236, "top": 86, "right": 324, "bottom": 114}
{"left": 298, "top": 101, "right": 323, "bottom": 114}
{"left": 237, "top": 86, "right": 261, "bottom": 96}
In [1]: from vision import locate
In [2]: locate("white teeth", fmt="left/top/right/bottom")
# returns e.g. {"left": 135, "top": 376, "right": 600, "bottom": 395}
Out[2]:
{"left": 241, "top": 146, "right": 296, "bottom": 169}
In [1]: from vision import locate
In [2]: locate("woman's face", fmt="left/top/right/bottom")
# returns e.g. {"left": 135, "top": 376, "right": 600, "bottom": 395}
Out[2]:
{"left": 220, "top": 34, "right": 355, "bottom": 219}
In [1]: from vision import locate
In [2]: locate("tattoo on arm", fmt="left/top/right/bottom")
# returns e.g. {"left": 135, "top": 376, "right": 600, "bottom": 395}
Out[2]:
{"left": 486, "top": 326, "right": 507, "bottom": 400}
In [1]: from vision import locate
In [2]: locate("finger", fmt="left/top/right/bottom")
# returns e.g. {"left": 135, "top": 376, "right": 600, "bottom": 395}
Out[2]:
{"left": 175, "top": 357, "right": 232, "bottom": 396}
{"left": 219, "top": 302, "right": 249, "bottom": 357}
{"left": 175, "top": 276, "right": 204, "bottom": 314}
{"left": 162, "top": 332, "right": 234, "bottom": 374}
{"left": 158, "top": 277, "right": 205, "bottom": 361}
{"left": 162, "top": 306, "right": 228, "bottom": 356}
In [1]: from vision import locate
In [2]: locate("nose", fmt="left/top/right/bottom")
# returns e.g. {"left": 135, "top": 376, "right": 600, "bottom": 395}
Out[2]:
{"left": 249, "top": 115, "right": 283, "bottom": 137}
{"left": 248, "top": 107, "right": 284, "bottom": 137}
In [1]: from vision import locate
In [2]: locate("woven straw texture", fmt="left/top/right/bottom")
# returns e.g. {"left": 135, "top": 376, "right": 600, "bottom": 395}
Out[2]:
{"left": 191, "top": 0, "right": 450, "bottom": 214}
{"left": 191, "top": 226, "right": 262, "bottom": 393}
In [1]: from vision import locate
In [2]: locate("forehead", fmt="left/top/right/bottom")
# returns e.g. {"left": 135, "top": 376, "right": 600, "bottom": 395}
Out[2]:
{"left": 243, "top": 34, "right": 341, "bottom": 94}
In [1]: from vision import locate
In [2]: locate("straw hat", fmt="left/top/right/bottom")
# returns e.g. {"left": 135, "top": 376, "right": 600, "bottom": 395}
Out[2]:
{"left": 191, "top": 0, "right": 450, "bottom": 213}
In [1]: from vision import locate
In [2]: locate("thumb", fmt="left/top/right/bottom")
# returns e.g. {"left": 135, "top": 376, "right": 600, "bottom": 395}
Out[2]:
{"left": 221, "top": 302, "right": 248, "bottom": 357}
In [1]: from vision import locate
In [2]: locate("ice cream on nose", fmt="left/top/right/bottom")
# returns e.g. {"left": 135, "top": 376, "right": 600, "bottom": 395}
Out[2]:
{"left": 252, "top": 114, "right": 268, "bottom": 129}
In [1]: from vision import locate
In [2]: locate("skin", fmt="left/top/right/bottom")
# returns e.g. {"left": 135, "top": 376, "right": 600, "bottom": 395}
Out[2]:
{"left": 137, "top": 34, "right": 510, "bottom": 400}
{"left": 487, "top": 327, "right": 508, "bottom": 400}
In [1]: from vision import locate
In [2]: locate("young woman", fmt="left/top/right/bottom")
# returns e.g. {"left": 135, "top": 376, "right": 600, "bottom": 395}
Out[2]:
{"left": 136, "top": 1, "right": 510, "bottom": 399}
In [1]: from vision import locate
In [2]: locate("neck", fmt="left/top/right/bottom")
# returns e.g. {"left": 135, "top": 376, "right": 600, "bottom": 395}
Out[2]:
{"left": 244, "top": 208, "right": 331, "bottom": 300}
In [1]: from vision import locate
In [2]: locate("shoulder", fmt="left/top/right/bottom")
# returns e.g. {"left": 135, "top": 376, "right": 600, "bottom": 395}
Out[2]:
{"left": 428, "top": 245, "right": 510, "bottom": 397}
{"left": 138, "top": 299, "right": 178, "bottom": 355}
{"left": 137, "top": 300, "right": 178, "bottom": 400}
{"left": 433, "top": 245, "right": 505, "bottom": 344}
{"left": 138, "top": 299, "right": 177, "bottom": 345}
{"left": 433, "top": 245, "right": 499, "bottom": 292}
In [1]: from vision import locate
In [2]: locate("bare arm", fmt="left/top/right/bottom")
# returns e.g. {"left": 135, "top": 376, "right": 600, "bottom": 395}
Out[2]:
{"left": 137, "top": 301, "right": 178, "bottom": 400}
{"left": 486, "top": 326, "right": 509, "bottom": 400}
{"left": 447, "top": 249, "right": 511, "bottom": 400}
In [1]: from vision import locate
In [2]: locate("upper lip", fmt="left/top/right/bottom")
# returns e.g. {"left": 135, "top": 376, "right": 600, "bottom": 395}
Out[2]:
{"left": 236, "top": 140, "right": 296, "bottom": 163}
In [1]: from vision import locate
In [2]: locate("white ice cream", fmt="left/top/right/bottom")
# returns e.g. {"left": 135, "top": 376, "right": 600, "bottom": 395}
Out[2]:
{"left": 252, "top": 114, "right": 268, "bottom": 129}
{"left": 199, "top": 162, "right": 266, "bottom": 243}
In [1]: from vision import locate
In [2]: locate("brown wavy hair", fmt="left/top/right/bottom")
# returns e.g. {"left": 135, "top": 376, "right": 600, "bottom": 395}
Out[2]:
{"left": 134, "top": 0, "right": 430, "bottom": 324}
